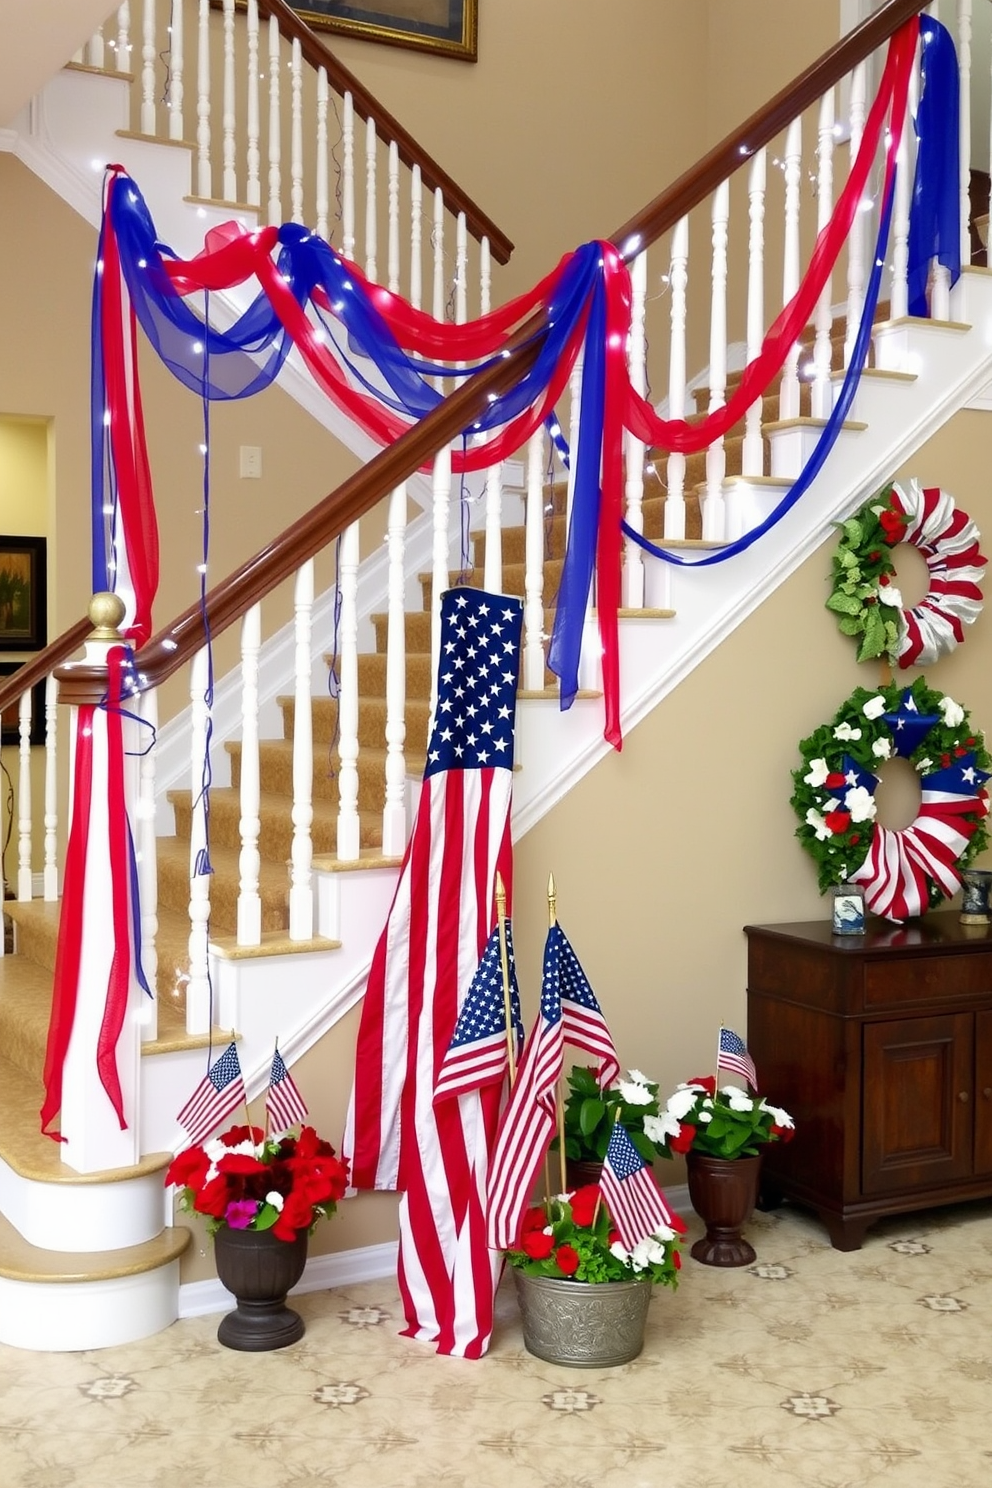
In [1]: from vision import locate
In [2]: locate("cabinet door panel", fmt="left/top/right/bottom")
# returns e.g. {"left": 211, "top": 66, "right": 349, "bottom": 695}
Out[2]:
{"left": 975, "top": 1010, "right": 992, "bottom": 1177}
{"left": 862, "top": 1013, "right": 973, "bottom": 1195}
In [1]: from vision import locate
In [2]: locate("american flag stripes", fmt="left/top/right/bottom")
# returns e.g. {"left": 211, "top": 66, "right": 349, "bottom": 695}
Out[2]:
{"left": 176, "top": 1041, "right": 246, "bottom": 1146}
{"left": 434, "top": 922, "right": 523, "bottom": 1103}
{"left": 266, "top": 1048, "right": 309, "bottom": 1135}
{"left": 551, "top": 924, "right": 621, "bottom": 1087}
{"left": 600, "top": 1124, "right": 677, "bottom": 1250}
{"left": 345, "top": 587, "right": 524, "bottom": 1359}
{"left": 717, "top": 1027, "right": 758, "bottom": 1090}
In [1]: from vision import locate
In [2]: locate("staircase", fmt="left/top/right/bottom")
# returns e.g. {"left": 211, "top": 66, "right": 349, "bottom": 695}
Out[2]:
{"left": 4, "top": 0, "right": 992, "bottom": 1349}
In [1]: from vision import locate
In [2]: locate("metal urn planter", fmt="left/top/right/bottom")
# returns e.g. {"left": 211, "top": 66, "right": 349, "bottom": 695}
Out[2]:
{"left": 214, "top": 1226, "right": 309, "bottom": 1350}
{"left": 686, "top": 1152, "right": 762, "bottom": 1266}
{"left": 512, "top": 1270, "right": 652, "bottom": 1367}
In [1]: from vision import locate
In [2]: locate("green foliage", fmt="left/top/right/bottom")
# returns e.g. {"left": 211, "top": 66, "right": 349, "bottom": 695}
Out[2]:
{"left": 654, "top": 1079, "right": 795, "bottom": 1162}
{"left": 554, "top": 1065, "right": 662, "bottom": 1163}
{"left": 505, "top": 1188, "right": 682, "bottom": 1288}
{"left": 825, "top": 485, "right": 908, "bottom": 665}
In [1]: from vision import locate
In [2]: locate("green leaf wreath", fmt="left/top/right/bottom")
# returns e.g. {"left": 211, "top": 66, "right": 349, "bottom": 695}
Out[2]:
{"left": 825, "top": 485, "right": 909, "bottom": 664}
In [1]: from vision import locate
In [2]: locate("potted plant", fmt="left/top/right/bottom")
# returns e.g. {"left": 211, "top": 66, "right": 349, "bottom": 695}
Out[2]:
{"left": 556, "top": 1065, "right": 668, "bottom": 1184}
{"left": 653, "top": 1077, "right": 795, "bottom": 1267}
{"left": 166, "top": 1122, "right": 349, "bottom": 1350}
{"left": 505, "top": 1184, "right": 684, "bottom": 1366}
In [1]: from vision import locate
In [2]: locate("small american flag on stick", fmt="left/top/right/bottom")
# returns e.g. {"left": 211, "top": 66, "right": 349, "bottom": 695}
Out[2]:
{"left": 600, "top": 1123, "right": 678, "bottom": 1251}
{"left": 717, "top": 1027, "right": 757, "bottom": 1090}
{"left": 177, "top": 1041, "right": 246, "bottom": 1146}
{"left": 267, "top": 1047, "right": 309, "bottom": 1135}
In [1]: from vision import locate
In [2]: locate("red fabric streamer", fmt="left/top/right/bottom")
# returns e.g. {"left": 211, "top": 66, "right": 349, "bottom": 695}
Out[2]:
{"left": 95, "top": 647, "right": 133, "bottom": 1130}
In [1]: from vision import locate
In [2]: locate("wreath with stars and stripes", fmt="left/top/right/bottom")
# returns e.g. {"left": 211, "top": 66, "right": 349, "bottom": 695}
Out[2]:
{"left": 791, "top": 678, "right": 992, "bottom": 923}
{"left": 826, "top": 480, "right": 986, "bottom": 667}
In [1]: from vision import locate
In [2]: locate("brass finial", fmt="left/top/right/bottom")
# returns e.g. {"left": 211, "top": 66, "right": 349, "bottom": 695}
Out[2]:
{"left": 547, "top": 871, "right": 557, "bottom": 928}
{"left": 87, "top": 591, "right": 126, "bottom": 640}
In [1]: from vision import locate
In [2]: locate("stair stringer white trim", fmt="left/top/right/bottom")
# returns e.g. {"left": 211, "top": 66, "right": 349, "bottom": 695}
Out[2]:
{"left": 0, "top": 1259, "right": 182, "bottom": 1352}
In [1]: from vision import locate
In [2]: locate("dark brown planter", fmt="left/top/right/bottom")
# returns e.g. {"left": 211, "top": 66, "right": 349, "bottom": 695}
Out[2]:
{"left": 565, "top": 1158, "right": 604, "bottom": 1190}
{"left": 214, "top": 1225, "right": 309, "bottom": 1350}
{"left": 685, "top": 1152, "right": 762, "bottom": 1267}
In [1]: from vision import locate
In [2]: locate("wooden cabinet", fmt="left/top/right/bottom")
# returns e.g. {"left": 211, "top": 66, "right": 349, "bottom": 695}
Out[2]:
{"left": 745, "top": 915, "right": 992, "bottom": 1250}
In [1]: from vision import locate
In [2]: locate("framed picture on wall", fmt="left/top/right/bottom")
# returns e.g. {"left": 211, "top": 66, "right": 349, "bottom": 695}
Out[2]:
{"left": 0, "top": 535, "right": 47, "bottom": 652}
{"left": 291, "top": 2, "right": 478, "bottom": 62}
{"left": 0, "top": 663, "right": 46, "bottom": 747}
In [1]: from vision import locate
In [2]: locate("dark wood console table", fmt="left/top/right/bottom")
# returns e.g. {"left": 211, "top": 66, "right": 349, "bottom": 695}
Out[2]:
{"left": 745, "top": 914, "right": 992, "bottom": 1250}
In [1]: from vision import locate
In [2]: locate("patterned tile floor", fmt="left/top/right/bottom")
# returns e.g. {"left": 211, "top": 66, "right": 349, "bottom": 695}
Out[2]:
{"left": 3, "top": 1199, "right": 992, "bottom": 1487}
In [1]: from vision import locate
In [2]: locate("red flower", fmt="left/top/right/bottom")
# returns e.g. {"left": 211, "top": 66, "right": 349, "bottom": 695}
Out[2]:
{"left": 688, "top": 1075, "right": 716, "bottom": 1096}
{"left": 569, "top": 1185, "right": 600, "bottom": 1227}
{"left": 942, "top": 754, "right": 951, "bottom": 768}
{"left": 670, "top": 1212, "right": 688, "bottom": 1235}
{"left": 850, "top": 834, "right": 860, "bottom": 846}
{"left": 955, "top": 747, "right": 967, "bottom": 757}
{"left": 967, "top": 737, "right": 976, "bottom": 746}
{"left": 825, "top": 772, "right": 847, "bottom": 790}
{"left": 772, "top": 1123, "right": 796, "bottom": 1143}
{"left": 193, "top": 1174, "right": 231, "bottom": 1219}
{"left": 879, "top": 507, "right": 906, "bottom": 542}
{"left": 878, "top": 572, "right": 890, "bottom": 586}
{"left": 217, "top": 1152, "right": 267, "bottom": 1177}
{"left": 522, "top": 1230, "right": 555, "bottom": 1261}
{"left": 669, "top": 1124, "right": 697, "bottom": 1155}
{"left": 165, "top": 1146, "right": 210, "bottom": 1190}
{"left": 520, "top": 1206, "right": 548, "bottom": 1236}
{"left": 271, "top": 1188, "right": 315, "bottom": 1241}
{"left": 673, "top": 1249, "right": 682, "bottom": 1270}
{"left": 220, "top": 1124, "right": 264, "bottom": 1147}
{"left": 868, "top": 549, "right": 881, "bottom": 562}
{"left": 555, "top": 1244, "right": 580, "bottom": 1276}
{"left": 824, "top": 810, "right": 852, "bottom": 835}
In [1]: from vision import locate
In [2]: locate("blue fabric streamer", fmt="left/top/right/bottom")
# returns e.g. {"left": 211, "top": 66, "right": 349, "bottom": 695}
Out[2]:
{"left": 90, "top": 202, "right": 111, "bottom": 596}
{"left": 907, "top": 16, "right": 961, "bottom": 318}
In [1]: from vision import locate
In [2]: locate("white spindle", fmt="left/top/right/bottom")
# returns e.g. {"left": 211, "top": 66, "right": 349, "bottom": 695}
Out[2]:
{"left": 622, "top": 249, "right": 647, "bottom": 608}
{"left": 365, "top": 116, "right": 378, "bottom": 280}
{"left": 703, "top": 179, "right": 729, "bottom": 541}
{"left": 88, "top": 27, "right": 105, "bottom": 70}
{"left": 168, "top": 0, "right": 185, "bottom": 141}
{"left": 381, "top": 484, "right": 408, "bottom": 857}
{"left": 290, "top": 37, "right": 304, "bottom": 224}
{"left": 196, "top": 0, "right": 212, "bottom": 199}
{"left": 267, "top": 16, "right": 282, "bottom": 226}
{"left": 316, "top": 67, "right": 329, "bottom": 241}
{"left": 844, "top": 62, "right": 867, "bottom": 368}
{"left": 289, "top": 561, "right": 315, "bottom": 933}
{"left": 336, "top": 530, "right": 361, "bottom": 863}
{"left": 433, "top": 189, "right": 445, "bottom": 320}
{"left": 742, "top": 149, "right": 766, "bottom": 477}
{"left": 480, "top": 236, "right": 491, "bottom": 317}
{"left": 141, "top": 0, "right": 156, "bottom": 132}
{"left": 811, "top": 89, "right": 835, "bottom": 420}
{"left": 523, "top": 429, "right": 547, "bottom": 691}
{"left": 959, "top": 0, "right": 973, "bottom": 268}
{"left": 136, "top": 687, "right": 158, "bottom": 1043}
{"left": 185, "top": 647, "right": 212, "bottom": 1035}
{"left": 455, "top": 212, "right": 468, "bottom": 323}
{"left": 43, "top": 674, "right": 58, "bottom": 902}
{"left": 245, "top": 0, "right": 260, "bottom": 207}
{"left": 388, "top": 141, "right": 400, "bottom": 290}
{"left": 891, "top": 51, "right": 916, "bottom": 320}
{"left": 114, "top": 4, "right": 131, "bottom": 73}
{"left": 779, "top": 116, "right": 803, "bottom": 420}
{"left": 236, "top": 603, "right": 262, "bottom": 946}
{"left": 17, "top": 689, "right": 32, "bottom": 902}
{"left": 342, "top": 92, "right": 355, "bottom": 260}
{"left": 664, "top": 216, "right": 689, "bottom": 540}
{"left": 410, "top": 164, "right": 423, "bottom": 308}
{"left": 429, "top": 448, "right": 452, "bottom": 718}
{"left": 222, "top": 0, "right": 237, "bottom": 202}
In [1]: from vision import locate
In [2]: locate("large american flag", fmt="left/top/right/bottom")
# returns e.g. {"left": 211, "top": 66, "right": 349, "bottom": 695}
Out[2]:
{"left": 176, "top": 1041, "right": 246, "bottom": 1147}
{"left": 433, "top": 921, "right": 523, "bottom": 1103}
{"left": 717, "top": 1027, "right": 757, "bottom": 1090}
{"left": 600, "top": 1123, "right": 677, "bottom": 1250}
{"left": 345, "top": 587, "right": 523, "bottom": 1359}
{"left": 486, "top": 922, "right": 620, "bottom": 1250}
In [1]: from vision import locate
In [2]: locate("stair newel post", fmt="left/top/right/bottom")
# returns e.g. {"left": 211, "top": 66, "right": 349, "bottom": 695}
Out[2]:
{"left": 844, "top": 61, "right": 868, "bottom": 370}
{"left": 290, "top": 36, "right": 304, "bottom": 224}
{"left": 266, "top": 13, "right": 282, "bottom": 226}
{"left": 365, "top": 115, "right": 378, "bottom": 282}
{"left": 185, "top": 645, "right": 213, "bottom": 1034}
{"left": 523, "top": 428, "right": 546, "bottom": 692}
{"left": 779, "top": 115, "right": 803, "bottom": 421}
{"left": 141, "top": 0, "right": 156, "bottom": 134}
{"left": 703, "top": 177, "right": 729, "bottom": 542}
{"left": 342, "top": 91, "right": 355, "bottom": 260}
{"left": 43, "top": 672, "right": 59, "bottom": 902}
{"left": 136, "top": 685, "right": 158, "bottom": 1043}
{"left": 222, "top": 0, "right": 238, "bottom": 206}
{"left": 811, "top": 89, "right": 836, "bottom": 420}
{"left": 381, "top": 483, "right": 408, "bottom": 858}
{"left": 245, "top": 0, "right": 260, "bottom": 207}
{"left": 290, "top": 558, "right": 317, "bottom": 927}
{"left": 57, "top": 594, "right": 141, "bottom": 1173}
{"left": 168, "top": 0, "right": 185, "bottom": 143}
{"left": 741, "top": 147, "right": 766, "bottom": 484}
{"left": 315, "top": 66, "right": 329, "bottom": 241}
{"left": 236, "top": 602, "right": 262, "bottom": 946}
{"left": 664, "top": 214, "right": 689, "bottom": 541}
{"left": 958, "top": 0, "right": 973, "bottom": 274}
{"left": 335, "top": 532, "right": 361, "bottom": 863}
{"left": 115, "top": 4, "right": 131, "bottom": 75}
{"left": 16, "top": 688, "right": 32, "bottom": 902}
{"left": 196, "top": 0, "right": 212, "bottom": 200}
{"left": 622, "top": 247, "right": 647, "bottom": 609}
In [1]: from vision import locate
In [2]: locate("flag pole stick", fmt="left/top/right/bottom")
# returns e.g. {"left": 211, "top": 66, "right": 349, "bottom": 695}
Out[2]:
{"left": 494, "top": 872, "right": 516, "bottom": 1088}
{"left": 264, "top": 1038, "right": 276, "bottom": 1144}
{"left": 235, "top": 1030, "right": 254, "bottom": 1138}
{"left": 591, "top": 1115, "right": 618, "bottom": 1228}
{"left": 548, "top": 872, "right": 568, "bottom": 1195}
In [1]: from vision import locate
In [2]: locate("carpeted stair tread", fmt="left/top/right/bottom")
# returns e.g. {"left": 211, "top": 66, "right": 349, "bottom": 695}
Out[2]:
{"left": 227, "top": 738, "right": 426, "bottom": 805}
{"left": 0, "top": 1205, "right": 190, "bottom": 1283}
{"left": 169, "top": 786, "right": 384, "bottom": 859}
{"left": 0, "top": 953, "right": 60, "bottom": 1082}
{"left": 4, "top": 899, "right": 61, "bottom": 975}
{"left": 156, "top": 834, "right": 292, "bottom": 935}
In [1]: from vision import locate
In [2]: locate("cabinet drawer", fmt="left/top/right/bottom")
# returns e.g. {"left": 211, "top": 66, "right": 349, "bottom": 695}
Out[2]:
{"left": 864, "top": 953, "right": 992, "bottom": 1010}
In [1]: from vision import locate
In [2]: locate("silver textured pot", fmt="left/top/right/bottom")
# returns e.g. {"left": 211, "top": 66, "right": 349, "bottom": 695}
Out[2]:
{"left": 512, "top": 1270, "right": 652, "bottom": 1367}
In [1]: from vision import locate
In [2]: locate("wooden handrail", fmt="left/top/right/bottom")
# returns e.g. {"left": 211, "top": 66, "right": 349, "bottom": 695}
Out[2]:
{"left": 0, "top": 617, "right": 92, "bottom": 716}
{"left": 243, "top": 0, "right": 514, "bottom": 264}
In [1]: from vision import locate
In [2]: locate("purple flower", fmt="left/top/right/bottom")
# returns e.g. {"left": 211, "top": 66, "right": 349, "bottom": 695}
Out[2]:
{"left": 224, "top": 1200, "right": 258, "bottom": 1229}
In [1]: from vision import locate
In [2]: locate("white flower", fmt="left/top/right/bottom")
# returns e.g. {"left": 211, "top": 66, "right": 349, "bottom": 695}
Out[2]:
{"left": 803, "top": 757, "right": 830, "bottom": 787}
{"left": 666, "top": 1086, "right": 703, "bottom": 1119}
{"left": 805, "top": 807, "right": 833, "bottom": 842}
{"left": 721, "top": 1085, "right": 755, "bottom": 1112}
{"left": 610, "top": 1240, "right": 631, "bottom": 1263}
{"left": 617, "top": 1079, "right": 654, "bottom": 1106}
{"left": 834, "top": 722, "right": 862, "bottom": 741}
{"left": 630, "top": 1236, "right": 668, "bottom": 1270}
{"left": 877, "top": 584, "right": 903, "bottom": 607}
{"left": 760, "top": 1101, "right": 794, "bottom": 1129}
{"left": 265, "top": 1190, "right": 284, "bottom": 1212}
{"left": 844, "top": 785, "right": 877, "bottom": 823}
{"left": 698, "top": 1109, "right": 713, "bottom": 1123}
{"left": 939, "top": 695, "right": 965, "bottom": 728}
{"left": 863, "top": 695, "right": 886, "bottom": 720}
{"left": 644, "top": 1112, "right": 681, "bottom": 1144}
{"left": 626, "top": 1069, "right": 651, "bottom": 1087}
{"left": 872, "top": 737, "right": 892, "bottom": 760}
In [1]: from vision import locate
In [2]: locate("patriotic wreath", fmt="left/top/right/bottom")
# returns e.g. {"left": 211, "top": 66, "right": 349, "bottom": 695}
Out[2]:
{"left": 791, "top": 678, "right": 991, "bottom": 922}
{"left": 826, "top": 481, "right": 986, "bottom": 667}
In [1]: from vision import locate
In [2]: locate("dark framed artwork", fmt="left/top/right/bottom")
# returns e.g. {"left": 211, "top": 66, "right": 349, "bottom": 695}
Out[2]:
{"left": 0, "top": 536, "right": 47, "bottom": 652}
{"left": 293, "top": 2, "right": 478, "bottom": 61}
{"left": 0, "top": 663, "right": 46, "bottom": 747}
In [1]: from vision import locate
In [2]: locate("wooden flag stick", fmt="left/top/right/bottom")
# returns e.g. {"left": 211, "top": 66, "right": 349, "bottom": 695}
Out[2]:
{"left": 547, "top": 872, "right": 566, "bottom": 1192}
{"left": 236, "top": 1031, "right": 254, "bottom": 1138}
{"left": 494, "top": 872, "right": 516, "bottom": 1088}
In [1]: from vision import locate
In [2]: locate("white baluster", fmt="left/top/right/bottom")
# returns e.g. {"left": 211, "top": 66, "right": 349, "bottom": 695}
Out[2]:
{"left": 136, "top": 687, "right": 158, "bottom": 1043}
{"left": 17, "top": 689, "right": 32, "bottom": 902}
{"left": 480, "top": 236, "right": 491, "bottom": 319}
{"left": 185, "top": 647, "right": 212, "bottom": 1035}
{"left": 410, "top": 163, "right": 422, "bottom": 308}
{"left": 88, "top": 27, "right": 105, "bottom": 70}
{"left": 289, "top": 561, "right": 315, "bottom": 934}
{"left": 664, "top": 216, "right": 689, "bottom": 540}
{"left": 455, "top": 211, "right": 467, "bottom": 324}
{"left": 429, "top": 448, "right": 452, "bottom": 718}
{"left": 236, "top": 603, "right": 262, "bottom": 946}
{"left": 141, "top": 0, "right": 156, "bottom": 132}
{"left": 115, "top": 4, "right": 131, "bottom": 73}
{"left": 336, "top": 530, "right": 361, "bottom": 863}
{"left": 222, "top": 0, "right": 237, "bottom": 201}
{"left": 43, "top": 674, "right": 58, "bottom": 901}
{"left": 742, "top": 148, "right": 766, "bottom": 476}
{"left": 959, "top": 0, "right": 973, "bottom": 269}
{"left": 342, "top": 92, "right": 355, "bottom": 260}
{"left": 316, "top": 67, "right": 329, "bottom": 240}
{"left": 811, "top": 89, "right": 835, "bottom": 420}
{"left": 433, "top": 188, "right": 445, "bottom": 320}
{"left": 523, "top": 429, "right": 547, "bottom": 691}
{"left": 779, "top": 116, "right": 803, "bottom": 420}
{"left": 290, "top": 37, "right": 304, "bottom": 224}
{"left": 703, "top": 179, "right": 729, "bottom": 541}
{"left": 267, "top": 15, "right": 282, "bottom": 225}
{"left": 388, "top": 140, "right": 400, "bottom": 291}
{"left": 168, "top": 0, "right": 185, "bottom": 142}
{"left": 480, "top": 232, "right": 502, "bottom": 591}
{"left": 844, "top": 63, "right": 867, "bottom": 368}
{"left": 365, "top": 115, "right": 378, "bottom": 280}
{"left": 622, "top": 249, "right": 647, "bottom": 608}
{"left": 245, "top": 0, "right": 260, "bottom": 207}
{"left": 381, "top": 484, "right": 408, "bottom": 857}
{"left": 891, "top": 52, "right": 917, "bottom": 320}
{"left": 196, "top": 0, "right": 212, "bottom": 199}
